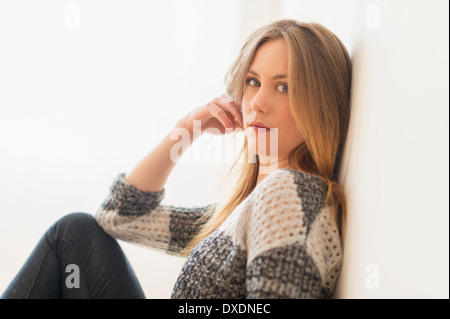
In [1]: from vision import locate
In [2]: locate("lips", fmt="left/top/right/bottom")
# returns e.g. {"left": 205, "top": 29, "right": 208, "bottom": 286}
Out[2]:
{"left": 251, "top": 126, "right": 270, "bottom": 133}
{"left": 248, "top": 121, "right": 271, "bottom": 130}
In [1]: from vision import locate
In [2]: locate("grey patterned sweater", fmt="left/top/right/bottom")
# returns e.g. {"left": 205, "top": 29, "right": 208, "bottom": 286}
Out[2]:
{"left": 95, "top": 168, "right": 343, "bottom": 299}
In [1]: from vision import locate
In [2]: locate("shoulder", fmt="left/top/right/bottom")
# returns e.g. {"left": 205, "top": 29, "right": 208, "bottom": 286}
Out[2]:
{"left": 252, "top": 168, "right": 328, "bottom": 212}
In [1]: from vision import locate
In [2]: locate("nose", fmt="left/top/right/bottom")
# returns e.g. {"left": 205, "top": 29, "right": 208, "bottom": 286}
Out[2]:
{"left": 250, "top": 87, "right": 270, "bottom": 114}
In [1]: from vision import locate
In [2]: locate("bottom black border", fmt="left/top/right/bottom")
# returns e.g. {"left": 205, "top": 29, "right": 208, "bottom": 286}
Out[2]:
{"left": 1, "top": 298, "right": 443, "bottom": 317}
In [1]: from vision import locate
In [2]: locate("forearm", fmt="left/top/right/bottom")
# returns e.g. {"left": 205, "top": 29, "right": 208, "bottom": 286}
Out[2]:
{"left": 95, "top": 170, "right": 215, "bottom": 256}
{"left": 123, "top": 91, "right": 241, "bottom": 193}
{"left": 124, "top": 118, "right": 198, "bottom": 192}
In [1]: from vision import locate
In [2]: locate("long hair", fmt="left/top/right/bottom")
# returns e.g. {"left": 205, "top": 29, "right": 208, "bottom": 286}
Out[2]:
{"left": 182, "top": 19, "right": 352, "bottom": 256}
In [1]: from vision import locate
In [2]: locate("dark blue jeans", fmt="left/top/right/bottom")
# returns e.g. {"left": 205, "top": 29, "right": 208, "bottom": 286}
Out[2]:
{"left": 1, "top": 212, "right": 146, "bottom": 299}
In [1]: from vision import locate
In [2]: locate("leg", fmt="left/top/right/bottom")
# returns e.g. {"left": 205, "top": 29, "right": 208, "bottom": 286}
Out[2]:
{"left": 1, "top": 212, "right": 146, "bottom": 299}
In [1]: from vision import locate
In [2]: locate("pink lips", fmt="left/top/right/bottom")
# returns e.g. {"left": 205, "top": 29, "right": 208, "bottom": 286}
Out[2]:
{"left": 251, "top": 126, "right": 270, "bottom": 133}
{"left": 248, "top": 121, "right": 271, "bottom": 133}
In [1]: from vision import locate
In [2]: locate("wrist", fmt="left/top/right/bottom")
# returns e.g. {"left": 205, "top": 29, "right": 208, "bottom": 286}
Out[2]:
{"left": 175, "top": 116, "right": 194, "bottom": 131}
{"left": 173, "top": 117, "right": 202, "bottom": 144}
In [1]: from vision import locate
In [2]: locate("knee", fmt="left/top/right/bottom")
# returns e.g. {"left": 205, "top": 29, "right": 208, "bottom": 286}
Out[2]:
{"left": 52, "top": 212, "right": 106, "bottom": 242}
{"left": 56, "top": 212, "right": 96, "bottom": 230}
{"left": 45, "top": 213, "right": 123, "bottom": 273}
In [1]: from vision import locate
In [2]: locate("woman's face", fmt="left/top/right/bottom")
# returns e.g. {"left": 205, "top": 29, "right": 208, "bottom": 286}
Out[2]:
{"left": 242, "top": 38, "right": 304, "bottom": 168}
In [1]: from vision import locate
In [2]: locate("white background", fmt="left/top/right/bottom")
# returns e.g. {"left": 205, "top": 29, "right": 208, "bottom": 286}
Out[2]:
{"left": 1, "top": 0, "right": 448, "bottom": 298}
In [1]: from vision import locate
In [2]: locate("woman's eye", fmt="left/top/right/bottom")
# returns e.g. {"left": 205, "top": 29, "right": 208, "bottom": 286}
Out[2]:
{"left": 277, "top": 83, "right": 288, "bottom": 94}
{"left": 246, "top": 78, "right": 260, "bottom": 87}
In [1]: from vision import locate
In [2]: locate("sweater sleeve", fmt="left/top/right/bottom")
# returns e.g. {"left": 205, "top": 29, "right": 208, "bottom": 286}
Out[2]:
{"left": 245, "top": 169, "right": 342, "bottom": 298}
{"left": 95, "top": 172, "right": 215, "bottom": 256}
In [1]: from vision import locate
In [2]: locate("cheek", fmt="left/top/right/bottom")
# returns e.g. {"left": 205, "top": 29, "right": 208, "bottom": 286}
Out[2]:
{"left": 282, "top": 119, "right": 304, "bottom": 145}
{"left": 241, "top": 103, "right": 251, "bottom": 121}
{"left": 241, "top": 90, "right": 254, "bottom": 111}
{"left": 241, "top": 95, "right": 250, "bottom": 110}
{"left": 278, "top": 109, "right": 303, "bottom": 140}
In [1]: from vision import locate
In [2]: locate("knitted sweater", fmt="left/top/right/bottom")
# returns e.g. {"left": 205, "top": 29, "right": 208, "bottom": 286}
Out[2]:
{"left": 94, "top": 168, "right": 343, "bottom": 299}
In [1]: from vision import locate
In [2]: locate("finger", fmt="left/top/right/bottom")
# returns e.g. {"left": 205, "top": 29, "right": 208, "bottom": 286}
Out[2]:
{"left": 217, "top": 96, "right": 244, "bottom": 128}
{"left": 208, "top": 103, "right": 235, "bottom": 130}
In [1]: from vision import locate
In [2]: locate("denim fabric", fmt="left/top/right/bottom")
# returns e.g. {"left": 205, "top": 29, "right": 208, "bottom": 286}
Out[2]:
{"left": 1, "top": 212, "right": 146, "bottom": 299}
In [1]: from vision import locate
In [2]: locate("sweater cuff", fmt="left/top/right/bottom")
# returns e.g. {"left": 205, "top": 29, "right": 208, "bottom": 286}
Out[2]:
{"left": 101, "top": 172, "right": 166, "bottom": 215}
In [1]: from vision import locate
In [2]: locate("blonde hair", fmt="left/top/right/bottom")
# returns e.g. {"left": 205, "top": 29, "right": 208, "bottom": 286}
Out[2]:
{"left": 182, "top": 19, "right": 352, "bottom": 256}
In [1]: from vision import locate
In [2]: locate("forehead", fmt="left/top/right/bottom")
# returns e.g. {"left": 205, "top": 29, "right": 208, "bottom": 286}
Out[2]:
{"left": 249, "top": 38, "right": 289, "bottom": 74}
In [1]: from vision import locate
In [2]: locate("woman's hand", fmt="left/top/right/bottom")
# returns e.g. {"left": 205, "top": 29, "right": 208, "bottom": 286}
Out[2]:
{"left": 177, "top": 93, "right": 244, "bottom": 135}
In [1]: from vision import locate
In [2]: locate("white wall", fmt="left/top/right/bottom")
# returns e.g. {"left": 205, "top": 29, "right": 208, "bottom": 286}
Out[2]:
{"left": 277, "top": 0, "right": 449, "bottom": 298}
{"left": 1, "top": 0, "right": 448, "bottom": 299}
{"left": 0, "top": 0, "right": 243, "bottom": 299}
{"left": 334, "top": 0, "right": 449, "bottom": 299}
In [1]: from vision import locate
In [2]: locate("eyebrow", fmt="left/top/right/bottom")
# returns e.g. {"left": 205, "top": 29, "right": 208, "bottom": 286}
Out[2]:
{"left": 247, "top": 69, "right": 287, "bottom": 80}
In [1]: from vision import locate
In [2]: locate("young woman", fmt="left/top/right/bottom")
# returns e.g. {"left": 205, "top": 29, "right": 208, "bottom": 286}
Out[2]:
{"left": 2, "top": 19, "right": 351, "bottom": 299}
